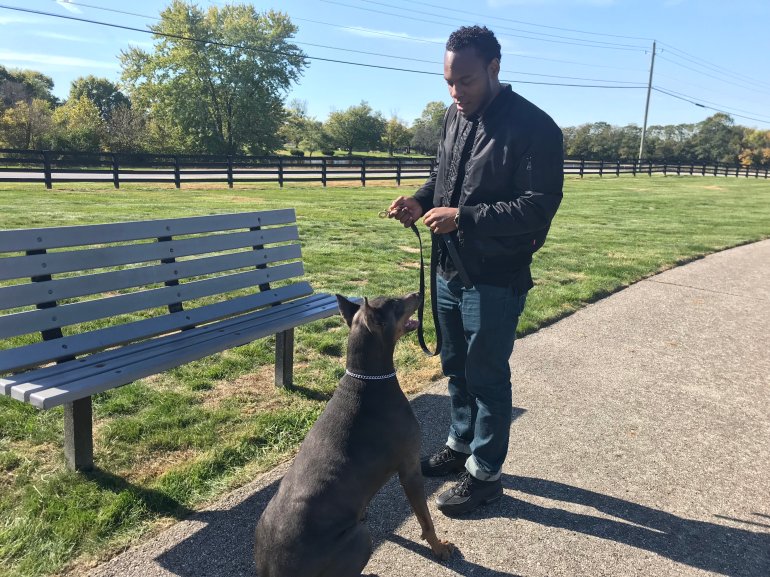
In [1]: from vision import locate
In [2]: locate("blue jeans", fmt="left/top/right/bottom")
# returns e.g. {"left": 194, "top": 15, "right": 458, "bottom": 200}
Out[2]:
{"left": 436, "top": 275, "right": 527, "bottom": 482}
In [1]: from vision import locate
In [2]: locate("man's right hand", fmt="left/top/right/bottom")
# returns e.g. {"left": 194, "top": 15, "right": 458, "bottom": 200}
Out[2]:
{"left": 387, "top": 196, "right": 424, "bottom": 228}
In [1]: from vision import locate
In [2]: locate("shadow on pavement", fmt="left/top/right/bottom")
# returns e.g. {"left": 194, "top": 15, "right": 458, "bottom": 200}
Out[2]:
{"left": 154, "top": 391, "right": 769, "bottom": 577}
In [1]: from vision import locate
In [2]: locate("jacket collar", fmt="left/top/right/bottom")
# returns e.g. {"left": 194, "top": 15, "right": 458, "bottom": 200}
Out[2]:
{"left": 479, "top": 83, "right": 513, "bottom": 122}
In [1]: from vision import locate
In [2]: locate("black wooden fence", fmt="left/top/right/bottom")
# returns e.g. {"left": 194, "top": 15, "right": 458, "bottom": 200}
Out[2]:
{"left": 1, "top": 148, "right": 767, "bottom": 189}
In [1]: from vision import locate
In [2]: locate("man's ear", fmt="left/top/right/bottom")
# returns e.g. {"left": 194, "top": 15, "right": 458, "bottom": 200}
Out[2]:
{"left": 488, "top": 57, "right": 500, "bottom": 81}
{"left": 336, "top": 294, "right": 360, "bottom": 327}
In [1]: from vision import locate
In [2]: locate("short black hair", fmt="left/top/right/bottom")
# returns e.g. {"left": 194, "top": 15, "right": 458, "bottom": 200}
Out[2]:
{"left": 446, "top": 26, "right": 502, "bottom": 64}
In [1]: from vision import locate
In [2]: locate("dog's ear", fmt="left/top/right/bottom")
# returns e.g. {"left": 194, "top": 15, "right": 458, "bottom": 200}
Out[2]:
{"left": 336, "top": 294, "right": 360, "bottom": 327}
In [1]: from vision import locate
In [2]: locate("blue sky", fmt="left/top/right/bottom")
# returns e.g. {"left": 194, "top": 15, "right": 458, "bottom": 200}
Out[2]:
{"left": 1, "top": 0, "right": 769, "bottom": 130}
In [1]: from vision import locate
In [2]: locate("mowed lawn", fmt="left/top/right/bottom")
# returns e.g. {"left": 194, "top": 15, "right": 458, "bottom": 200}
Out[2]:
{"left": 0, "top": 175, "right": 768, "bottom": 577}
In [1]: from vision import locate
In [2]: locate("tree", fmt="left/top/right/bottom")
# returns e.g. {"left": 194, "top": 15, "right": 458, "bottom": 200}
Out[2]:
{"left": 51, "top": 95, "right": 105, "bottom": 151}
{"left": 381, "top": 116, "right": 411, "bottom": 156}
{"left": 325, "top": 101, "right": 385, "bottom": 155}
{"left": 120, "top": 1, "right": 306, "bottom": 154}
{"left": 279, "top": 98, "right": 310, "bottom": 149}
{"left": 1, "top": 66, "right": 57, "bottom": 108}
{"left": 69, "top": 76, "right": 130, "bottom": 121}
{"left": 690, "top": 113, "right": 742, "bottom": 164}
{"left": 303, "top": 120, "right": 331, "bottom": 156}
{"left": 0, "top": 98, "right": 53, "bottom": 148}
{"left": 410, "top": 101, "right": 446, "bottom": 154}
{"left": 104, "top": 104, "right": 149, "bottom": 152}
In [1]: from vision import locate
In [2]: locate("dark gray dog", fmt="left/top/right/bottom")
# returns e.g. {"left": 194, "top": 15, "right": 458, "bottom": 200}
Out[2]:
{"left": 254, "top": 293, "right": 454, "bottom": 577}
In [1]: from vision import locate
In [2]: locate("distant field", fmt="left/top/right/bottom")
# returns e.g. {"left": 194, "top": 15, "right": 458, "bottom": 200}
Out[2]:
{"left": 0, "top": 175, "right": 768, "bottom": 577}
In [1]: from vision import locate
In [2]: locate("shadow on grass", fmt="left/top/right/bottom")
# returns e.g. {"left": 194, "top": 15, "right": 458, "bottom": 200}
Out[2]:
{"left": 143, "top": 392, "right": 768, "bottom": 577}
{"left": 85, "top": 468, "right": 194, "bottom": 519}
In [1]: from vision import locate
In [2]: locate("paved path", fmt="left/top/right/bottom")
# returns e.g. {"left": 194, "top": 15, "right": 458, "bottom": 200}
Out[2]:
{"left": 89, "top": 240, "right": 770, "bottom": 577}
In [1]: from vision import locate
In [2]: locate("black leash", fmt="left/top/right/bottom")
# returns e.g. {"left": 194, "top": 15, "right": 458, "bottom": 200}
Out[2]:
{"left": 380, "top": 211, "right": 474, "bottom": 357}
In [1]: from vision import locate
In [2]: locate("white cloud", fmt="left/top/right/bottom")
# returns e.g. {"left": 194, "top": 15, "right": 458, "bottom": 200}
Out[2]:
{"left": 34, "top": 32, "right": 105, "bottom": 44}
{"left": 55, "top": 0, "right": 83, "bottom": 14}
{"left": 344, "top": 27, "right": 444, "bottom": 44}
{"left": 0, "top": 51, "right": 118, "bottom": 70}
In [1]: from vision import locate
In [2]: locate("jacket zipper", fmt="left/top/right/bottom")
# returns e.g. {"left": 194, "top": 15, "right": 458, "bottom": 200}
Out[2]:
{"left": 526, "top": 155, "right": 533, "bottom": 190}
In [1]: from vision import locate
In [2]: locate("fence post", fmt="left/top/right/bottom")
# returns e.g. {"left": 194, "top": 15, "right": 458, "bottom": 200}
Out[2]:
{"left": 689, "top": 162, "right": 694, "bottom": 175}
{"left": 579, "top": 158, "right": 585, "bottom": 178}
{"left": 42, "top": 150, "right": 52, "bottom": 189}
{"left": 111, "top": 153, "right": 120, "bottom": 189}
{"left": 713, "top": 162, "right": 718, "bottom": 177}
{"left": 396, "top": 158, "right": 401, "bottom": 186}
{"left": 701, "top": 163, "right": 706, "bottom": 176}
{"left": 321, "top": 158, "right": 327, "bottom": 187}
{"left": 676, "top": 162, "right": 681, "bottom": 176}
{"left": 648, "top": 159, "right": 652, "bottom": 176}
{"left": 744, "top": 166, "right": 749, "bottom": 178}
{"left": 227, "top": 155, "right": 234, "bottom": 188}
{"left": 173, "top": 156, "right": 181, "bottom": 189}
{"left": 361, "top": 158, "right": 366, "bottom": 187}
{"left": 663, "top": 161, "right": 667, "bottom": 176}
{"left": 724, "top": 164, "right": 728, "bottom": 177}
{"left": 616, "top": 159, "right": 620, "bottom": 177}
{"left": 599, "top": 159, "right": 604, "bottom": 177}
{"left": 278, "top": 157, "right": 284, "bottom": 188}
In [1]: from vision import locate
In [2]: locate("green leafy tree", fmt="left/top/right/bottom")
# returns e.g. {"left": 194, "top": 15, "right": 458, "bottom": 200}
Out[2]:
{"left": 69, "top": 76, "right": 130, "bottom": 121}
{"left": 381, "top": 116, "right": 411, "bottom": 156}
{"left": 325, "top": 101, "right": 385, "bottom": 155}
{"left": 51, "top": 95, "right": 105, "bottom": 151}
{"left": 303, "top": 120, "right": 331, "bottom": 156}
{"left": 104, "top": 104, "right": 149, "bottom": 152}
{"left": 410, "top": 101, "right": 446, "bottom": 154}
{"left": 0, "top": 66, "right": 57, "bottom": 108}
{"left": 120, "top": 1, "right": 306, "bottom": 154}
{"left": 690, "top": 113, "right": 742, "bottom": 164}
{"left": 0, "top": 98, "right": 53, "bottom": 148}
{"left": 279, "top": 98, "right": 310, "bottom": 149}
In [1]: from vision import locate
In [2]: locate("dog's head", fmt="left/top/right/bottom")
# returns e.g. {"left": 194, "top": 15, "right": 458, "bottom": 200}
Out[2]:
{"left": 336, "top": 293, "right": 420, "bottom": 343}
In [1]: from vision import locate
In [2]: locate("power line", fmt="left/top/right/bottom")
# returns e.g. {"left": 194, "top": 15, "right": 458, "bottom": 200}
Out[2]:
{"left": 320, "top": 0, "right": 649, "bottom": 52}
{"left": 658, "top": 40, "right": 770, "bottom": 92}
{"left": 347, "top": 0, "right": 649, "bottom": 49}
{"left": 653, "top": 86, "right": 770, "bottom": 124}
{"left": 379, "top": 0, "right": 654, "bottom": 42}
{"left": 0, "top": 3, "right": 646, "bottom": 89}
{"left": 657, "top": 54, "right": 770, "bottom": 97}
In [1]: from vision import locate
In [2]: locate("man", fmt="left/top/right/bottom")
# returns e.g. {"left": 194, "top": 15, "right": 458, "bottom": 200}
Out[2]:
{"left": 388, "top": 25, "right": 563, "bottom": 516}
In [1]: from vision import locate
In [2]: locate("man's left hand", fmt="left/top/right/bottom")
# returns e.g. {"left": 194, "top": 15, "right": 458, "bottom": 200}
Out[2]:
{"left": 423, "top": 207, "right": 459, "bottom": 234}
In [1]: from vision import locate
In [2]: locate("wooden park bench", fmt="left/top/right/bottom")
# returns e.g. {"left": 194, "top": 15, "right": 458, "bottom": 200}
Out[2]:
{"left": 0, "top": 209, "right": 341, "bottom": 471}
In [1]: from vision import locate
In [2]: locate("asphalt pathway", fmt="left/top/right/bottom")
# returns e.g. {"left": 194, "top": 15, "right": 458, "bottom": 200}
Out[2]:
{"left": 88, "top": 239, "right": 770, "bottom": 577}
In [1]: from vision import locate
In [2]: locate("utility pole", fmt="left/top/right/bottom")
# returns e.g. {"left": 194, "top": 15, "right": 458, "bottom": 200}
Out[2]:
{"left": 638, "top": 40, "right": 656, "bottom": 162}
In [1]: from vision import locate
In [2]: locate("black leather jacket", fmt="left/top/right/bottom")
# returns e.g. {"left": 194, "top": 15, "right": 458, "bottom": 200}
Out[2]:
{"left": 414, "top": 84, "right": 563, "bottom": 287}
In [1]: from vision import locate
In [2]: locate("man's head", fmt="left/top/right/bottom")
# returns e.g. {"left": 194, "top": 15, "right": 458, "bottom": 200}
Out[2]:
{"left": 444, "top": 26, "right": 502, "bottom": 118}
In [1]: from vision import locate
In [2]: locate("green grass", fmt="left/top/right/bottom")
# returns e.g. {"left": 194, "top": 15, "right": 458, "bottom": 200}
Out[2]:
{"left": 0, "top": 175, "right": 769, "bottom": 576}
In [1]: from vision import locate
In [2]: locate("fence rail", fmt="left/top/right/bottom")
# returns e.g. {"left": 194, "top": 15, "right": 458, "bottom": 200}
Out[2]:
{"left": 0, "top": 149, "right": 767, "bottom": 189}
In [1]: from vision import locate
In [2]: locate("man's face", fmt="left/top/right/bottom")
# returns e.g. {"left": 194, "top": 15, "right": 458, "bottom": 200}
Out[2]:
{"left": 443, "top": 48, "right": 500, "bottom": 118}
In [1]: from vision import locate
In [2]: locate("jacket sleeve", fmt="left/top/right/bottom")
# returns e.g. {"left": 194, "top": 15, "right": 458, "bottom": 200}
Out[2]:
{"left": 460, "top": 122, "right": 564, "bottom": 237}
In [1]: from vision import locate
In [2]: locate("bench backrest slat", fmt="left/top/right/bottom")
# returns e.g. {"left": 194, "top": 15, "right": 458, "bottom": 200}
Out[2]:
{"left": 0, "top": 209, "right": 295, "bottom": 252}
{"left": 0, "top": 244, "right": 301, "bottom": 310}
{"left": 0, "top": 226, "right": 298, "bottom": 281}
{"left": 0, "top": 281, "right": 314, "bottom": 376}
{"left": 0, "top": 261, "right": 304, "bottom": 339}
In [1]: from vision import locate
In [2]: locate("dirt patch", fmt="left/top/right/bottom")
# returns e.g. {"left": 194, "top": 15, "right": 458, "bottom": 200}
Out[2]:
{"left": 398, "top": 356, "right": 444, "bottom": 395}
{"left": 398, "top": 245, "right": 421, "bottom": 254}
{"left": 703, "top": 185, "right": 725, "bottom": 190}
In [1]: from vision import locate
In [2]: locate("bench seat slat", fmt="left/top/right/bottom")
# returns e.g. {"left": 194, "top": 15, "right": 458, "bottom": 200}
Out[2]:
{"left": 0, "top": 282, "right": 314, "bottom": 374}
{"left": 0, "top": 261, "right": 305, "bottom": 339}
{"left": 0, "top": 226, "right": 299, "bottom": 281}
{"left": 11, "top": 294, "right": 340, "bottom": 409}
{"left": 7, "top": 293, "right": 338, "bottom": 402}
{"left": 0, "top": 244, "right": 302, "bottom": 309}
{"left": 0, "top": 209, "right": 296, "bottom": 252}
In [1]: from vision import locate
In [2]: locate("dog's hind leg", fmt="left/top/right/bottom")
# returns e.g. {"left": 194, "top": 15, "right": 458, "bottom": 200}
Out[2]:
{"left": 317, "top": 523, "right": 373, "bottom": 577}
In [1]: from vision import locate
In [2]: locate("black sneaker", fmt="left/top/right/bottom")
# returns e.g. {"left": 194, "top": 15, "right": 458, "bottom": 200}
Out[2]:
{"left": 435, "top": 471, "right": 503, "bottom": 516}
{"left": 420, "top": 445, "right": 469, "bottom": 477}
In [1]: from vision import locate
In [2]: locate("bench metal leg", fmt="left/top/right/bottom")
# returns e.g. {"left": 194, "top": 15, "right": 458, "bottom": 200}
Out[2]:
{"left": 64, "top": 397, "right": 93, "bottom": 471}
{"left": 275, "top": 329, "right": 294, "bottom": 388}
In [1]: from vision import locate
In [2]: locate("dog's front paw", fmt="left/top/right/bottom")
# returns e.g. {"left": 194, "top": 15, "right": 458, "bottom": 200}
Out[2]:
{"left": 431, "top": 539, "right": 456, "bottom": 561}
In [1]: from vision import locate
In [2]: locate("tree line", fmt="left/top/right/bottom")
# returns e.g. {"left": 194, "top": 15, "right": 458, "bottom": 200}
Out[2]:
{"left": 0, "top": 1, "right": 768, "bottom": 166}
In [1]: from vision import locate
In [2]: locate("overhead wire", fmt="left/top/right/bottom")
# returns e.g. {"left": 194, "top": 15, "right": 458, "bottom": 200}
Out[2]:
{"left": 653, "top": 86, "right": 770, "bottom": 124}
{"left": 0, "top": 3, "right": 647, "bottom": 89}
